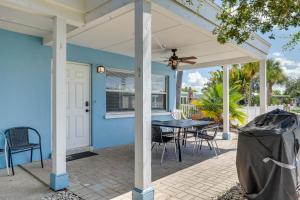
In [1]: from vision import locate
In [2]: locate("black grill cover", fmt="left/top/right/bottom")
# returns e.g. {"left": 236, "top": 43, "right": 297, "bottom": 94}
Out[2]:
{"left": 237, "top": 109, "right": 300, "bottom": 200}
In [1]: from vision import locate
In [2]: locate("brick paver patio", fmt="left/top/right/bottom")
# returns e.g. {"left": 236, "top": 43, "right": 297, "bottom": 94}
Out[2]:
{"left": 22, "top": 134, "right": 238, "bottom": 200}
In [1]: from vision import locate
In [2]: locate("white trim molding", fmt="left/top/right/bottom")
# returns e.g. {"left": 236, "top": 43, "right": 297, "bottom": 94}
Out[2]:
{"left": 105, "top": 111, "right": 171, "bottom": 119}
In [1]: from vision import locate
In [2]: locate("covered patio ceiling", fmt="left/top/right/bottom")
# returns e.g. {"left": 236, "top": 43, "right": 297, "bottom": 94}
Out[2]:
{"left": 0, "top": 0, "right": 270, "bottom": 70}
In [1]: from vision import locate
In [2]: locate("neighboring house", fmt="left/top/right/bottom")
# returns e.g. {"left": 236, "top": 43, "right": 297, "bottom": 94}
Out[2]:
{"left": 181, "top": 91, "right": 189, "bottom": 104}
{"left": 181, "top": 91, "right": 202, "bottom": 104}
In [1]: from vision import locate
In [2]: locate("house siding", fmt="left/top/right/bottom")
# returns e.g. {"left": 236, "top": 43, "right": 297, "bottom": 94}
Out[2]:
{"left": 0, "top": 29, "right": 176, "bottom": 168}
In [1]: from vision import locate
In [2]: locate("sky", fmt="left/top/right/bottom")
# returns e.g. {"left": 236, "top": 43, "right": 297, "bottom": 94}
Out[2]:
{"left": 182, "top": 3, "right": 300, "bottom": 94}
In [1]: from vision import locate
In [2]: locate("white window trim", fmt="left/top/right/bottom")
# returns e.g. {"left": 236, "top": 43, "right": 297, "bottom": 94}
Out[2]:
{"left": 105, "top": 111, "right": 171, "bottom": 119}
{"left": 106, "top": 68, "right": 169, "bottom": 113}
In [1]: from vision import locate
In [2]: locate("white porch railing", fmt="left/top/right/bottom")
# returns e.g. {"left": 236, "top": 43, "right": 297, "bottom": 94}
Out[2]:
{"left": 179, "top": 104, "right": 198, "bottom": 118}
{"left": 242, "top": 105, "right": 284, "bottom": 122}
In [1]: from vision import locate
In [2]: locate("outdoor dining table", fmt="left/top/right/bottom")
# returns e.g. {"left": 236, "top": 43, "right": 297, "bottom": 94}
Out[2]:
{"left": 152, "top": 119, "right": 212, "bottom": 162}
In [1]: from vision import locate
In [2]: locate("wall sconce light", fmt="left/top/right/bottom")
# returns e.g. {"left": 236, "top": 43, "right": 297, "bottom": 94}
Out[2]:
{"left": 97, "top": 65, "right": 105, "bottom": 73}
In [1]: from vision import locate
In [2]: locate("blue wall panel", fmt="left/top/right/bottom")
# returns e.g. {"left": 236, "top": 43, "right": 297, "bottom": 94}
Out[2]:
{"left": 0, "top": 29, "right": 175, "bottom": 168}
{"left": 0, "top": 29, "right": 52, "bottom": 167}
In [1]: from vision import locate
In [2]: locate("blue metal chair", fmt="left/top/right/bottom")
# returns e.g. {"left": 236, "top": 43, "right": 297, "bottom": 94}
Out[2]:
{"left": 0, "top": 131, "right": 9, "bottom": 175}
{"left": 5, "top": 127, "right": 43, "bottom": 175}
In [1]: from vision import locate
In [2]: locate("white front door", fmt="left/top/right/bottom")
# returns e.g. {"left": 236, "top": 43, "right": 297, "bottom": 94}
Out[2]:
{"left": 66, "top": 62, "right": 91, "bottom": 151}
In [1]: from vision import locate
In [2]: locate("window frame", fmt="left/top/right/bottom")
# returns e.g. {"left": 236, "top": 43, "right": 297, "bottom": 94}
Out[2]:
{"left": 105, "top": 68, "right": 169, "bottom": 115}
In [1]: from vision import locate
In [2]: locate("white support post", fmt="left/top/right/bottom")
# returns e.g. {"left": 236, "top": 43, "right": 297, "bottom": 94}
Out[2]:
{"left": 259, "top": 60, "right": 267, "bottom": 114}
{"left": 132, "top": 0, "right": 154, "bottom": 199}
{"left": 50, "top": 16, "right": 69, "bottom": 191}
{"left": 222, "top": 65, "right": 231, "bottom": 140}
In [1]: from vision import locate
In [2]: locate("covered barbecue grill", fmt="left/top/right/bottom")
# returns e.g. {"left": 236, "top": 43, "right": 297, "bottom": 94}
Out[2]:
{"left": 237, "top": 109, "right": 300, "bottom": 200}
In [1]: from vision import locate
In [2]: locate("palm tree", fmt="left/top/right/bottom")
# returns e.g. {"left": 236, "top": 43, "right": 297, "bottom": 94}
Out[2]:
{"left": 241, "top": 62, "right": 259, "bottom": 106}
{"left": 267, "top": 59, "right": 287, "bottom": 105}
{"left": 192, "top": 83, "right": 247, "bottom": 124}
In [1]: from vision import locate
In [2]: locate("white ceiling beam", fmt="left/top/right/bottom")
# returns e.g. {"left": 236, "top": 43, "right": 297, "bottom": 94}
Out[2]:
{"left": 177, "top": 56, "right": 256, "bottom": 70}
{"left": 0, "top": 0, "right": 84, "bottom": 27}
{"left": 43, "top": 0, "right": 134, "bottom": 46}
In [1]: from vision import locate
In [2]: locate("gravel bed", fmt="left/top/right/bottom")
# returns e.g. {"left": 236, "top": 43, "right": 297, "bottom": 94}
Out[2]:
{"left": 41, "top": 190, "right": 82, "bottom": 200}
{"left": 214, "top": 184, "right": 247, "bottom": 200}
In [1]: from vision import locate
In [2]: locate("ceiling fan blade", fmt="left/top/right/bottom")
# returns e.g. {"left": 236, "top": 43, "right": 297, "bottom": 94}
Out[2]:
{"left": 181, "top": 60, "right": 197, "bottom": 65}
{"left": 179, "top": 56, "right": 197, "bottom": 60}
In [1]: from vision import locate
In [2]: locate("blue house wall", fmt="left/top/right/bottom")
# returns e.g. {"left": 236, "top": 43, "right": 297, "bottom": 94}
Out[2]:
{"left": 0, "top": 29, "right": 176, "bottom": 168}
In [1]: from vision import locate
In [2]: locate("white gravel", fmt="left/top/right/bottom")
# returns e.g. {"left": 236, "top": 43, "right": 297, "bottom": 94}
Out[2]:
{"left": 214, "top": 184, "right": 247, "bottom": 200}
{"left": 41, "top": 190, "right": 82, "bottom": 200}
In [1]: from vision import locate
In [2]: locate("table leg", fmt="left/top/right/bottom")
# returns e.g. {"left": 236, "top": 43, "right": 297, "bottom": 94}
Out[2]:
{"left": 177, "top": 128, "right": 182, "bottom": 162}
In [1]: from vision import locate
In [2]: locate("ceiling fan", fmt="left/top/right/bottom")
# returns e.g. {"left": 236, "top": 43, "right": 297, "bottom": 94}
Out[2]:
{"left": 166, "top": 49, "right": 197, "bottom": 70}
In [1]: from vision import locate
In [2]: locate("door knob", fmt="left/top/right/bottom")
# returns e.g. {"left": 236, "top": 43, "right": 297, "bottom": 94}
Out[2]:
{"left": 85, "top": 109, "right": 90, "bottom": 112}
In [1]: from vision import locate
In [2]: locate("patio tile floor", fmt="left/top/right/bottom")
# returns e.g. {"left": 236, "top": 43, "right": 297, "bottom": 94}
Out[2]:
{"left": 21, "top": 134, "right": 238, "bottom": 200}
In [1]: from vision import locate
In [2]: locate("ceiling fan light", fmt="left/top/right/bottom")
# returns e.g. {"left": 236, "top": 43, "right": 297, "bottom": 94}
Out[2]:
{"left": 172, "top": 60, "right": 178, "bottom": 66}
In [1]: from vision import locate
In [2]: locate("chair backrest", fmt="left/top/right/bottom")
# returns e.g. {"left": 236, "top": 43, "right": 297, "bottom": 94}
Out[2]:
{"left": 201, "top": 124, "right": 219, "bottom": 139}
{"left": 5, "top": 127, "right": 30, "bottom": 148}
{"left": 0, "top": 131, "right": 7, "bottom": 151}
{"left": 152, "top": 126, "right": 163, "bottom": 143}
{"left": 171, "top": 109, "right": 182, "bottom": 120}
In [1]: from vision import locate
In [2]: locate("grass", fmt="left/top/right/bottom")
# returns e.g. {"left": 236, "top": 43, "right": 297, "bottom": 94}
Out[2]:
{"left": 291, "top": 107, "right": 300, "bottom": 114}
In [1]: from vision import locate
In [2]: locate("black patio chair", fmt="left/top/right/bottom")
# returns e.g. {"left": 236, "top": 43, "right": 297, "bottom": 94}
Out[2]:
{"left": 152, "top": 125, "right": 177, "bottom": 164}
{"left": 192, "top": 124, "right": 220, "bottom": 157}
{"left": 5, "top": 127, "right": 43, "bottom": 175}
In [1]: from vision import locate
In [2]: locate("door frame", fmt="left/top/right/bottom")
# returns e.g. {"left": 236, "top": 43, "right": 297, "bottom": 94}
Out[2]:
{"left": 66, "top": 61, "right": 93, "bottom": 154}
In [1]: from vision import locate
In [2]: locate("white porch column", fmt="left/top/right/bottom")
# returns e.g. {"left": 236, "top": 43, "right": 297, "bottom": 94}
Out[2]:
{"left": 259, "top": 60, "right": 267, "bottom": 114}
{"left": 222, "top": 65, "right": 231, "bottom": 140}
{"left": 50, "top": 16, "right": 69, "bottom": 191}
{"left": 132, "top": 0, "right": 154, "bottom": 199}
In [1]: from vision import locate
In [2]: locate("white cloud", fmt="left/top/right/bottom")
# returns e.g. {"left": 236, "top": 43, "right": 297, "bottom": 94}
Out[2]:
{"left": 272, "top": 52, "right": 282, "bottom": 57}
{"left": 182, "top": 72, "right": 209, "bottom": 93}
{"left": 271, "top": 53, "right": 300, "bottom": 78}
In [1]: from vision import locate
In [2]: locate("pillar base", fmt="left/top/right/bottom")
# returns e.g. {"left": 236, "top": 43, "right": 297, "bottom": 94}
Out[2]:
{"left": 132, "top": 187, "right": 154, "bottom": 200}
{"left": 50, "top": 173, "right": 69, "bottom": 191}
{"left": 222, "top": 132, "right": 232, "bottom": 140}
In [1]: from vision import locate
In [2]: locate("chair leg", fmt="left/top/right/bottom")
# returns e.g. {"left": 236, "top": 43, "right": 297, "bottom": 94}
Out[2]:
{"left": 174, "top": 139, "right": 177, "bottom": 159}
{"left": 214, "top": 140, "right": 220, "bottom": 153}
{"left": 161, "top": 143, "right": 167, "bottom": 164}
{"left": 207, "top": 140, "right": 212, "bottom": 150}
{"left": 8, "top": 152, "right": 10, "bottom": 168}
{"left": 9, "top": 150, "right": 14, "bottom": 176}
{"left": 210, "top": 141, "right": 218, "bottom": 158}
{"left": 30, "top": 148, "right": 33, "bottom": 162}
{"left": 4, "top": 148, "right": 9, "bottom": 175}
{"left": 199, "top": 139, "right": 203, "bottom": 150}
{"left": 193, "top": 137, "right": 197, "bottom": 154}
{"left": 184, "top": 132, "right": 188, "bottom": 147}
{"left": 151, "top": 143, "right": 156, "bottom": 151}
{"left": 40, "top": 146, "right": 44, "bottom": 168}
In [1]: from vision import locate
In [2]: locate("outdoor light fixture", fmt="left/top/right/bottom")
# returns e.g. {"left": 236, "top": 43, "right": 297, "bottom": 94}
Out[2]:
{"left": 97, "top": 65, "right": 105, "bottom": 73}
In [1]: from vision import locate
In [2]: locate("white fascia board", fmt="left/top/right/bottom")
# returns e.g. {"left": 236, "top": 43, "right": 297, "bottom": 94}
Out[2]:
{"left": 0, "top": 0, "right": 84, "bottom": 27}
{"left": 43, "top": 0, "right": 134, "bottom": 46}
{"left": 177, "top": 56, "right": 256, "bottom": 70}
{"left": 85, "top": 0, "right": 134, "bottom": 23}
{"left": 153, "top": 0, "right": 270, "bottom": 60}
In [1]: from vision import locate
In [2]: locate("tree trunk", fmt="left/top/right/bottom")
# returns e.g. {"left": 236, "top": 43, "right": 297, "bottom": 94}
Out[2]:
{"left": 176, "top": 71, "right": 183, "bottom": 109}
{"left": 267, "top": 83, "right": 273, "bottom": 105}
{"left": 247, "top": 87, "right": 252, "bottom": 106}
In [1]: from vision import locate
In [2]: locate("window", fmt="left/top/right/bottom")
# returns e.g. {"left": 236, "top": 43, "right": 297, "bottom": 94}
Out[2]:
{"left": 106, "top": 69, "right": 168, "bottom": 112}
